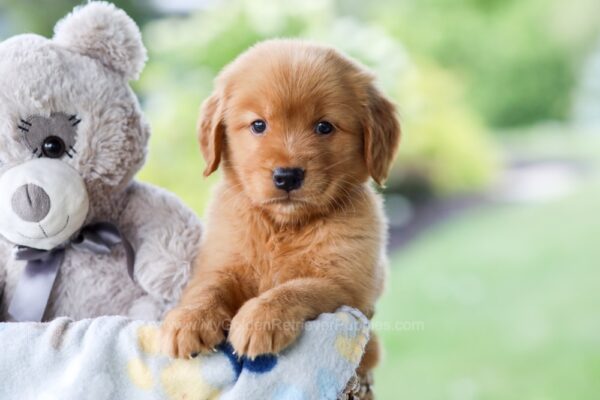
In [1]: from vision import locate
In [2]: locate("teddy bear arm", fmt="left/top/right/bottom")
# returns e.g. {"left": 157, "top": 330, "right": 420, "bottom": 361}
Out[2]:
{"left": 118, "top": 182, "right": 202, "bottom": 310}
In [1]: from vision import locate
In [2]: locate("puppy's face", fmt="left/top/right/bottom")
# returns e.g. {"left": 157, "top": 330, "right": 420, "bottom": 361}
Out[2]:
{"left": 199, "top": 40, "right": 400, "bottom": 223}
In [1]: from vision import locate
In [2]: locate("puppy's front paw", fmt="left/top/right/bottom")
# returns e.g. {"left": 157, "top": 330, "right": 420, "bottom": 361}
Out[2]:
{"left": 160, "top": 303, "right": 230, "bottom": 358}
{"left": 229, "top": 298, "right": 303, "bottom": 359}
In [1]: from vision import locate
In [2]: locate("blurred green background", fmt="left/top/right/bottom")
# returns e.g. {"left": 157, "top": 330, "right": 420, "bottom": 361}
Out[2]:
{"left": 2, "top": 0, "right": 600, "bottom": 398}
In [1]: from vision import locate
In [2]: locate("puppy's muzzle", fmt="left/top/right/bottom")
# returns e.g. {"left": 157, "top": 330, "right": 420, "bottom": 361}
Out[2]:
{"left": 273, "top": 167, "right": 305, "bottom": 192}
{"left": 0, "top": 158, "right": 89, "bottom": 250}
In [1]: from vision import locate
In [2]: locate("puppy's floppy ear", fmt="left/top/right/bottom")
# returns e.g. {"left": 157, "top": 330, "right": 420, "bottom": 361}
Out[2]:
{"left": 363, "top": 85, "right": 401, "bottom": 186}
{"left": 198, "top": 92, "right": 225, "bottom": 176}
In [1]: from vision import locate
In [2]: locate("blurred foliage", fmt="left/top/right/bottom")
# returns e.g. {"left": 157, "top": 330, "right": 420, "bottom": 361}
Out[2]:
{"left": 0, "top": 0, "right": 157, "bottom": 37}
{"left": 387, "top": 62, "right": 498, "bottom": 195}
{"left": 373, "top": 0, "right": 600, "bottom": 127}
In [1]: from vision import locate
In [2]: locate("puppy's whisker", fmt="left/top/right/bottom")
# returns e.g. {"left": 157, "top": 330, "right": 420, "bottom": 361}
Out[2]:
{"left": 216, "top": 183, "right": 252, "bottom": 211}
{"left": 319, "top": 157, "right": 355, "bottom": 172}
{"left": 216, "top": 184, "right": 244, "bottom": 203}
{"left": 317, "top": 179, "right": 366, "bottom": 215}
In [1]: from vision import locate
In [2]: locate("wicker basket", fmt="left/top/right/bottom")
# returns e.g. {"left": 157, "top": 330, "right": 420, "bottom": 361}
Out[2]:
{"left": 338, "top": 372, "right": 374, "bottom": 400}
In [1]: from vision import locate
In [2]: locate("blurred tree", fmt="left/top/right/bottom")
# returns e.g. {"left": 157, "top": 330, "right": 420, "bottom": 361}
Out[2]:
{"left": 372, "top": 0, "right": 600, "bottom": 127}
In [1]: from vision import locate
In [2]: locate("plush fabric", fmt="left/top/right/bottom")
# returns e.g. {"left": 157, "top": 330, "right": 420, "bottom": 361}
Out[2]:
{"left": 0, "top": 307, "right": 369, "bottom": 400}
{"left": 0, "top": 2, "right": 201, "bottom": 321}
{"left": 53, "top": 2, "right": 147, "bottom": 80}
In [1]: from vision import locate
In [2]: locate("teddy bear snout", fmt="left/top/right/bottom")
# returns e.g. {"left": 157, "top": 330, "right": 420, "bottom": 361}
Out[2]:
{"left": 0, "top": 158, "right": 90, "bottom": 250}
{"left": 11, "top": 184, "right": 51, "bottom": 223}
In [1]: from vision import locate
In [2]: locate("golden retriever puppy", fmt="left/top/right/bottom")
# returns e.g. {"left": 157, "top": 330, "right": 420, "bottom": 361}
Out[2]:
{"left": 161, "top": 39, "right": 400, "bottom": 378}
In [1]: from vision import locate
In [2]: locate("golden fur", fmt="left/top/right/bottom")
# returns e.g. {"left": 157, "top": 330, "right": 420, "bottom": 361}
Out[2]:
{"left": 160, "top": 40, "right": 401, "bottom": 374}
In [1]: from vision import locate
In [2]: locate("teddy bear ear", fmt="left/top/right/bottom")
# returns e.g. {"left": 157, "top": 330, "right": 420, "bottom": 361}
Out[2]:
{"left": 53, "top": 1, "right": 147, "bottom": 80}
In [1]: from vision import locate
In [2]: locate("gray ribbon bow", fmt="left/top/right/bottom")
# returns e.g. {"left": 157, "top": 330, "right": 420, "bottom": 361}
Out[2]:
{"left": 7, "top": 222, "right": 135, "bottom": 322}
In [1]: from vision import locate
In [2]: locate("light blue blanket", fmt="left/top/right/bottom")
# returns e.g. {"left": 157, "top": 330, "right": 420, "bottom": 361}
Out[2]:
{"left": 0, "top": 306, "right": 368, "bottom": 400}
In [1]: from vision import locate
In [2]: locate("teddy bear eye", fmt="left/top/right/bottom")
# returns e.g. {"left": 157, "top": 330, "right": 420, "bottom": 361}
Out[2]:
{"left": 42, "top": 136, "right": 67, "bottom": 158}
{"left": 19, "top": 113, "right": 79, "bottom": 159}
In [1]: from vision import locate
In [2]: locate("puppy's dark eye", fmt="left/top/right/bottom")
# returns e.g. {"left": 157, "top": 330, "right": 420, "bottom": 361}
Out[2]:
{"left": 42, "top": 136, "right": 66, "bottom": 158}
{"left": 251, "top": 120, "right": 267, "bottom": 135}
{"left": 315, "top": 121, "right": 334, "bottom": 135}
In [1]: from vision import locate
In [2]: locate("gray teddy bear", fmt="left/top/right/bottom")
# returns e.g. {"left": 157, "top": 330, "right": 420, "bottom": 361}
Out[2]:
{"left": 0, "top": 2, "right": 201, "bottom": 322}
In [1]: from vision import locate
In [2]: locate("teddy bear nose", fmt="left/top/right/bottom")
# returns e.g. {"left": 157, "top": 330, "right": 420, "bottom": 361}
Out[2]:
{"left": 11, "top": 184, "right": 51, "bottom": 223}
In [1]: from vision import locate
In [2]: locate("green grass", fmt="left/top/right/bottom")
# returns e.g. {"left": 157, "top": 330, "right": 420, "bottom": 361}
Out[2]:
{"left": 374, "top": 177, "right": 600, "bottom": 399}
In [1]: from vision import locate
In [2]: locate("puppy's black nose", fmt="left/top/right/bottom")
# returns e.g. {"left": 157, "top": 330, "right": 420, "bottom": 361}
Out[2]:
{"left": 272, "top": 167, "right": 304, "bottom": 192}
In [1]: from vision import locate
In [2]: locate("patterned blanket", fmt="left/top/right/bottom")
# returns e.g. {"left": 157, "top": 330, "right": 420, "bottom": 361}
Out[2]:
{"left": 0, "top": 307, "right": 369, "bottom": 399}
